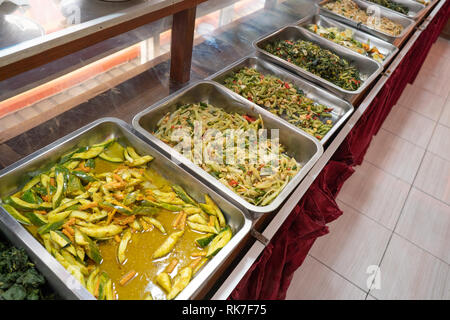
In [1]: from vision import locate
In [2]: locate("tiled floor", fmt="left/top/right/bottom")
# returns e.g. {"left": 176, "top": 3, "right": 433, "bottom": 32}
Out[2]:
{"left": 286, "top": 37, "right": 450, "bottom": 300}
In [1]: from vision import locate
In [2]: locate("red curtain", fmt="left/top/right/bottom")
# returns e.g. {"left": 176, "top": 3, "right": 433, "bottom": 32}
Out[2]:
{"left": 230, "top": 2, "right": 450, "bottom": 300}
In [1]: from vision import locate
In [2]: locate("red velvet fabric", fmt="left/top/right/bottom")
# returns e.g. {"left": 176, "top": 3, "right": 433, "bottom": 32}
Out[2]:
{"left": 229, "top": 4, "right": 450, "bottom": 300}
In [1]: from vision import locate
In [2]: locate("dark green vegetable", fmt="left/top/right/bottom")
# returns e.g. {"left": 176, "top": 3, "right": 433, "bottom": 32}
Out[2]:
{"left": 72, "top": 171, "right": 97, "bottom": 183}
{"left": 264, "top": 39, "right": 362, "bottom": 91}
{"left": 0, "top": 239, "right": 54, "bottom": 300}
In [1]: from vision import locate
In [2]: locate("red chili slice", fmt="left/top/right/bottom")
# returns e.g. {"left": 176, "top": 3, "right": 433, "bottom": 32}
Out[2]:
{"left": 228, "top": 179, "right": 238, "bottom": 187}
{"left": 243, "top": 115, "right": 256, "bottom": 122}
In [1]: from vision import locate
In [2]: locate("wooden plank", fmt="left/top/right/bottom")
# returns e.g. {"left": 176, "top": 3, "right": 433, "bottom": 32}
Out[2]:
{"left": 170, "top": 6, "right": 198, "bottom": 83}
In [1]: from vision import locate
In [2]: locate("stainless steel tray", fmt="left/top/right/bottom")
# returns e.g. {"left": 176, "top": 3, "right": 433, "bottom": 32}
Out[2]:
{"left": 317, "top": 0, "right": 416, "bottom": 43}
{"left": 359, "top": 0, "right": 426, "bottom": 20}
{"left": 295, "top": 14, "right": 399, "bottom": 67}
{"left": 0, "top": 117, "right": 252, "bottom": 300}
{"left": 207, "top": 55, "right": 354, "bottom": 145}
{"left": 252, "top": 26, "right": 383, "bottom": 100}
{"left": 132, "top": 81, "right": 323, "bottom": 215}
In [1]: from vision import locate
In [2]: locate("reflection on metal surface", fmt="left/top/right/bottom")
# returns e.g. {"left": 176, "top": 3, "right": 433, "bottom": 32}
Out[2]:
{"left": 0, "top": 0, "right": 265, "bottom": 119}
{"left": 0, "top": 14, "right": 44, "bottom": 49}
{"left": 60, "top": 0, "right": 146, "bottom": 24}
{"left": 0, "top": 45, "right": 141, "bottom": 118}
{"left": 0, "top": 0, "right": 320, "bottom": 144}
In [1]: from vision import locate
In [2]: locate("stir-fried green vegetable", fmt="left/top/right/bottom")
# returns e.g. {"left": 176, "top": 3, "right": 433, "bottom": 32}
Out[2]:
{"left": 306, "top": 24, "right": 385, "bottom": 63}
{"left": 367, "top": 0, "right": 409, "bottom": 15}
{"left": 153, "top": 103, "right": 300, "bottom": 206}
{"left": 222, "top": 67, "right": 334, "bottom": 140}
{"left": 0, "top": 238, "right": 54, "bottom": 300}
{"left": 1, "top": 139, "right": 233, "bottom": 300}
{"left": 264, "top": 39, "right": 362, "bottom": 91}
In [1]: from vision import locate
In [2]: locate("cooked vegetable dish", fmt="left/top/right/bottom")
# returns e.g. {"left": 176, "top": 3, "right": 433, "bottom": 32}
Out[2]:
{"left": 306, "top": 24, "right": 385, "bottom": 62}
{"left": 323, "top": 0, "right": 404, "bottom": 36}
{"left": 1, "top": 139, "right": 233, "bottom": 300}
{"left": 264, "top": 39, "right": 362, "bottom": 91}
{"left": 367, "top": 0, "right": 409, "bottom": 15}
{"left": 0, "top": 238, "right": 54, "bottom": 300}
{"left": 153, "top": 103, "right": 300, "bottom": 206}
{"left": 222, "top": 67, "right": 334, "bottom": 140}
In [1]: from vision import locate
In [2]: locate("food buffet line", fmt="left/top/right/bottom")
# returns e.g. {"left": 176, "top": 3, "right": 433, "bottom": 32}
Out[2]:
{"left": 0, "top": 0, "right": 448, "bottom": 300}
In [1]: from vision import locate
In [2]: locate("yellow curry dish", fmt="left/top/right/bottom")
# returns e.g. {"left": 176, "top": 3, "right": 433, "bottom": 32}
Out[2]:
{"left": 0, "top": 138, "right": 233, "bottom": 300}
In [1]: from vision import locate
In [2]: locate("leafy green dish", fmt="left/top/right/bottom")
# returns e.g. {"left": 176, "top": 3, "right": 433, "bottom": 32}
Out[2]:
{"left": 264, "top": 39, "right": 362, "bottom": 91}
{"left": 0, "top": 238, "right": 54, "bottom": 300}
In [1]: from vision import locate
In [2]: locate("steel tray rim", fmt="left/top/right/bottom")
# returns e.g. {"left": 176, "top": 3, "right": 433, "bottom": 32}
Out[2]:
{"left": 0, "top": 117, "right": 252, "bottom": 300}
{"left": 132, "top": 80, "right": 324, "bottom": 215}
{"left": 316, "top": 0, "right": 416, "bottom": 42}
{"left": 358, "top": 0, "right": 426, "bottom": 20}
{"left": 252, "top": 25, "right": 383, "bottom": 99}
{"left": 294, "top": 14, "right": 400, "bottom": 67}
{"left": 206, "top": 54, "right": 355, "bottom": 145}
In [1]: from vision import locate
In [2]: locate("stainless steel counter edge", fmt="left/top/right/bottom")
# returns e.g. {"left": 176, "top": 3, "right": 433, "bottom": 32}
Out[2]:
{"left": 211, "top": 0, "right": 441, "bottom": 297}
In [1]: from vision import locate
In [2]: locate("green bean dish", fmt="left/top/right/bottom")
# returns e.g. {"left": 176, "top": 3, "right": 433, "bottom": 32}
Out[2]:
{"left": 153, "top": 103, "right": 300, "bottom": 206}
{"left": 222, "top": 67, "right": 334, "bottom": 140}
{"left": 264, "top": 39, "right": 362, "bottom": 91}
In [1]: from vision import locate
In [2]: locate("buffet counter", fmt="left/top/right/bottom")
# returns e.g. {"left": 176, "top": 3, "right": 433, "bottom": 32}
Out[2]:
{"left": 0, "top": 0, "right": 448, "bottom": 300}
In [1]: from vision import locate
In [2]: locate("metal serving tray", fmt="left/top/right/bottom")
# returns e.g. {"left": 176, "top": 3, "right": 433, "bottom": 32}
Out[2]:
{"left": 0, "top": 117, "right": 252, "bottom": 300}
{"left": 317, "top": 0, "right": 416, "bottom": 43}
{"left": 132, "top": 81, "right": 323, "bottom": 215}
{"left": 295, "top": 14, "right": 399, "bottom": 67}
{"left": 207, "top": 55, "right": 354, "bottom": 145}
{"left": 253, "top": 26, "right": 383, "bottom": 100}
{"left": 359, "top": 0, "right": 426, "bottom": 20}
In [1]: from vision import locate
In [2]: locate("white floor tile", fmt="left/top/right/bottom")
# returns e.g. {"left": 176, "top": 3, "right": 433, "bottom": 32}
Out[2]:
{"left": 413, "top": 66, "right": 450, "bottom": 98}
{"left": 286, "top": 256, "right": 366, "bottom": 300}
{"left": 337, "top": 161, "right": 410, "bottom": 230}
{"left": 428, "top": 124, "right": 450, "bottom": 161}
{"left": 309, "top": 201, "right": 392, "bottom": 291}
{"left": 421, "top": 51, "right": 450, "bottom": 80}
{"left": 445, "top": 272, "right": 450, "bottom": 300}
{"left": 382, "top": 105, "right": 435, "bottom": 148}
{"left": 414, "top": 152, "right": 450, "bottom": 206}
{"left": 439, "top": 97, "right": 450, "bottom": 127}
{"left": 365, "top": 129, "right": 425, "bottom": 184}
{"left": 429, "top": 37, "right": 450, "bottom": 60}
{"left": 395, "top": 188, "right": 450, "bottom": 264}
{"left": 370, "top": 234, "right": 449, "bottom": 300}
{"left": 397, "top": 84, "right": 445, "bottom": 121}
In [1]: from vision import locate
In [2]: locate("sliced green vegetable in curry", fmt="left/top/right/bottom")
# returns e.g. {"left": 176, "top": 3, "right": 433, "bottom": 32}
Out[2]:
{"left": 1, "top": 139, "right": 233, "bottom": 300}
